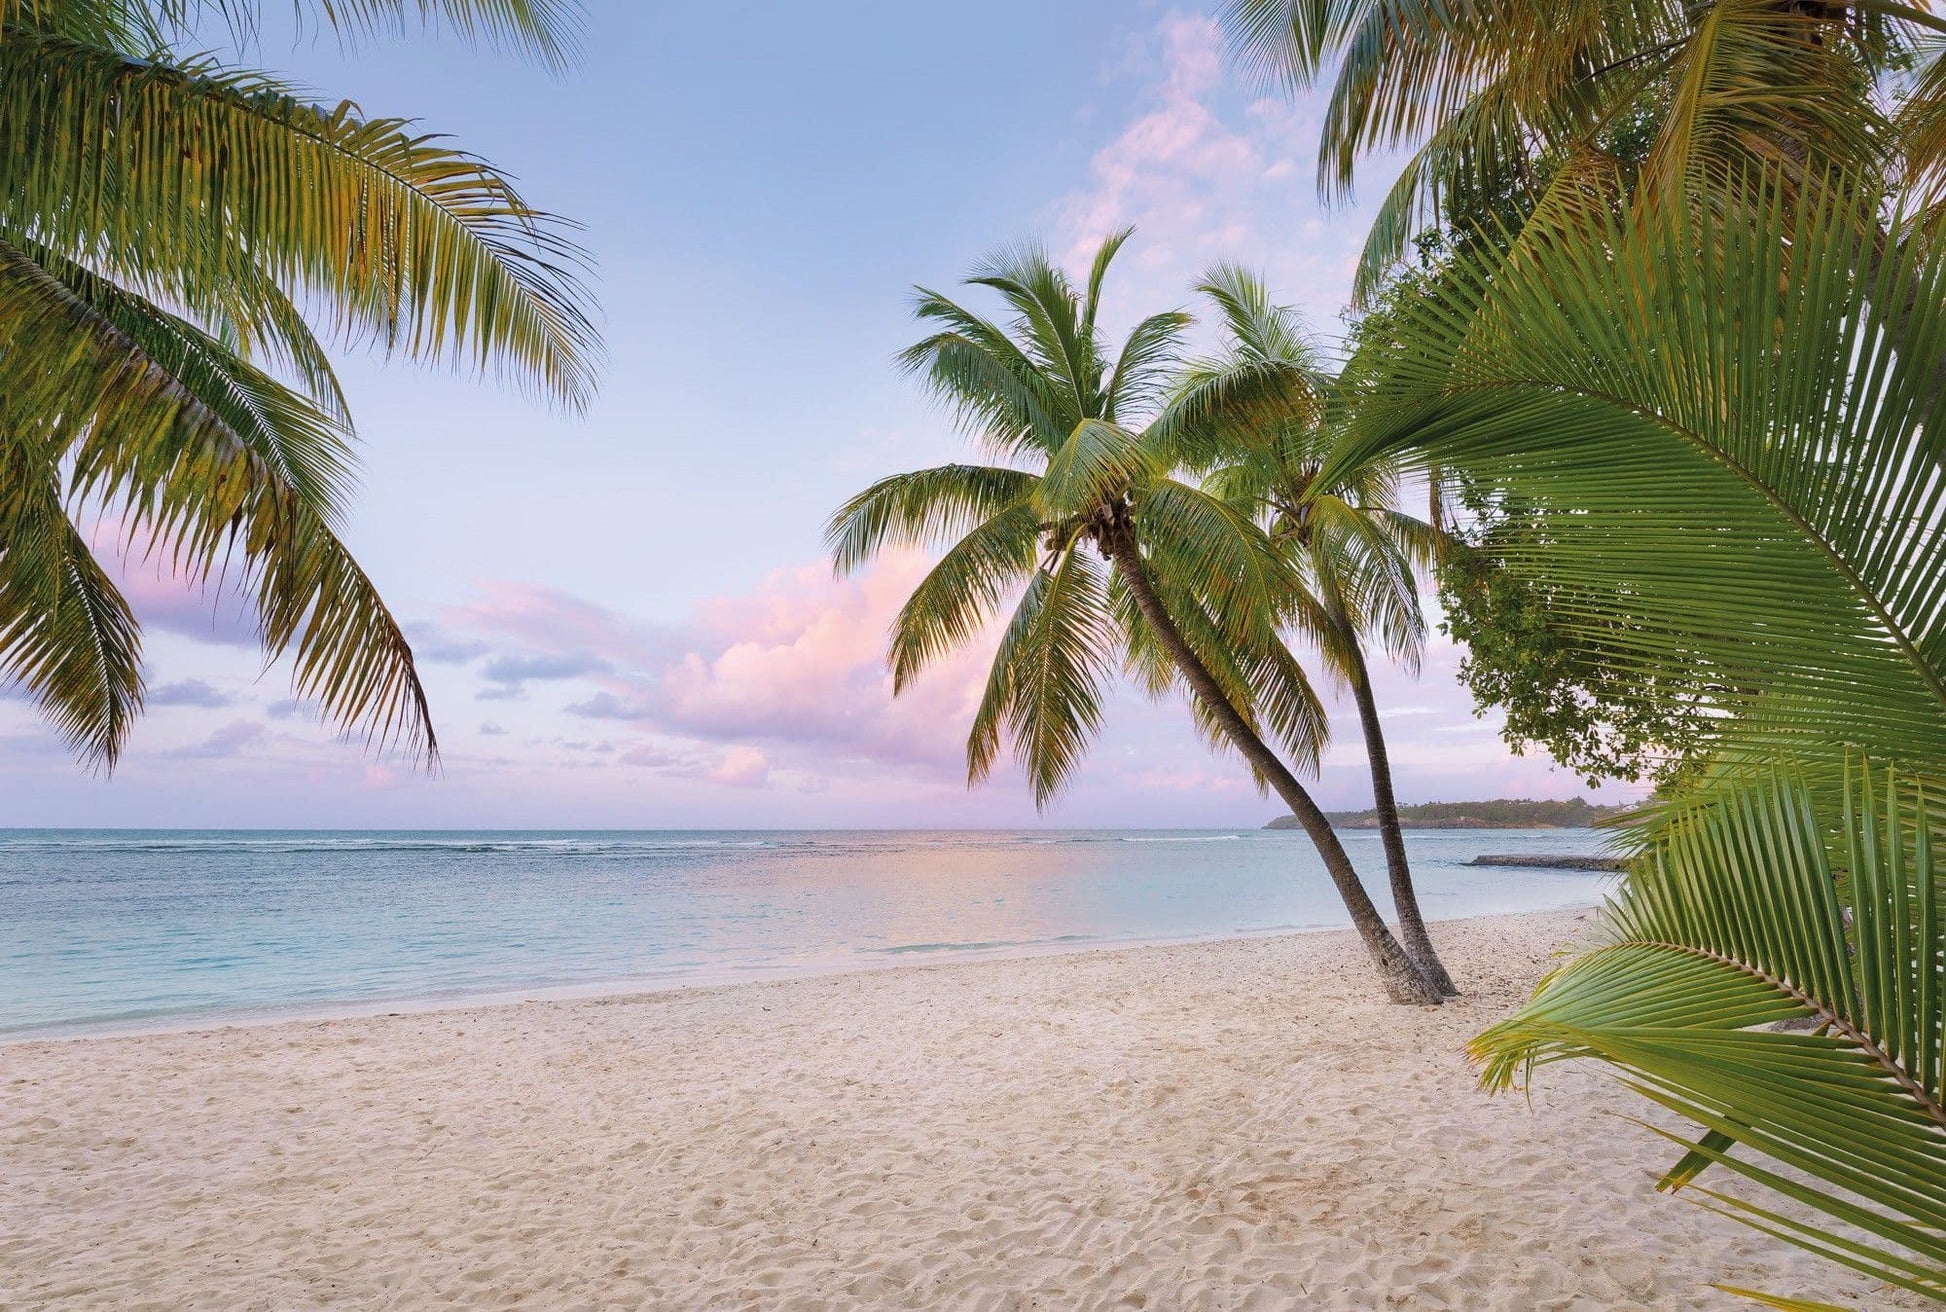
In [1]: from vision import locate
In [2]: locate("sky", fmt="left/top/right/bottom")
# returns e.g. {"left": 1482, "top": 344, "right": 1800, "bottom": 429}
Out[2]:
{"left": 5, "top": 2, "right": 1644, "bottom": 828}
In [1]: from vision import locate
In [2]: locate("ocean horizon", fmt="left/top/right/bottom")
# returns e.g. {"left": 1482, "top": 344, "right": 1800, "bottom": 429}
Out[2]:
{"left": 1, "top": 826, "right": 1620, "bottom": 1040}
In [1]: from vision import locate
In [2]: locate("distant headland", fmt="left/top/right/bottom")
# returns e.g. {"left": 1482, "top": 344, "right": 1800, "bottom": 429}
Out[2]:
{"left": 1265, "top": 797, "right": 1635, "bottom": 831}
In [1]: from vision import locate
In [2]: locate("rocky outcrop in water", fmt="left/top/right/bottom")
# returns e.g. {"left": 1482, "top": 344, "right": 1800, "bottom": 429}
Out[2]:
{"left": 1467, "top": 854, "right": 1628, "bottom": 872}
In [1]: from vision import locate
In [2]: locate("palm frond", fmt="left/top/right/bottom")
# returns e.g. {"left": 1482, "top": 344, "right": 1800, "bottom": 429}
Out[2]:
{"left": 0, "top": 30, "right": 597, "bottom": 406}
{"left": 900, "top": 292, "right": 1071, "bottom": 457}
{"left": 2, "top": 1, "right": 584, "bottom": 67}
{"left": 823, "top": 463, "right": 1038, "bottom": 577}
{"left": 964, "top": 547, "right": 1118, "bottom": 806}
{"left": 0, "top": 230, "right": 435, "bottom": 766}
{"left": 1036, "top": 418, "right": 1157, "bottom": 520}
{"left": 886, "top": 504, "right": 1040, "bottom": 691}
{"left": 1473, "top": 760, "right": 1946, "bottom": 1302}
{"left": 0, "top": 432, "right": 142, "bottom": 765}
{"left": 1331, "top": 167, "right": 1946, "bottom": 771}
{"left": 1104, "top": 309, "right": 1192, "bottom": 422}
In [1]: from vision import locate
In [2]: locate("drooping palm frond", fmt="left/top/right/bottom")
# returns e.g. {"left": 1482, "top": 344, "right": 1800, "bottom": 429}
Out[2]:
{"left": 0, "top": 229, "right": 434, "bottom": 766}
{"left": 1473, "top": 760, "right": 1946, "bottom": 1303}
{"left": 824, "top": 464, "right": 1039, "bottom": 577}
{"left": 965, "top": 548, "right": 1119, "bottom": 805}
{"left": 1122, "top": 472, "right": 1331, "bottom": 770}
{"left": 0, "top": 431, "right": 143, "bottom": 764}
{"left": 884, "top": 502, "right": 1041, "bottom": 693}
{"left": 0, "top": 0, "right": 600, "bottom": 769}
{"left": 1329, "top": 167, "right": 1946, "bottom": 773}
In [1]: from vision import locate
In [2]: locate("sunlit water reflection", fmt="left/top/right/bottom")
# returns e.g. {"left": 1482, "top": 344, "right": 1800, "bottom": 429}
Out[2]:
{"left": 0, "top": 827, "right": 1620, "bottom": 1037}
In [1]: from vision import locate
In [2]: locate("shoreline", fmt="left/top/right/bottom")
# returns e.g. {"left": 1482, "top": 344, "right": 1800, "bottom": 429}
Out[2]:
{"left": 7, "top": 903, "right": 1907, "bottom": 1300}
{"left": 3, "top": 907, "right": 1917, "bottom": 1309}
{"left": 2, "top": 903, "right": 1608, "bottom": 1047}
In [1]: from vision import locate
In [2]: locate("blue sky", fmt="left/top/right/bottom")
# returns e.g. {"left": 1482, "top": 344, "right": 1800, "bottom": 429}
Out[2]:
{"left": 5, "top": 3, "right": 1637, "bottom": 828}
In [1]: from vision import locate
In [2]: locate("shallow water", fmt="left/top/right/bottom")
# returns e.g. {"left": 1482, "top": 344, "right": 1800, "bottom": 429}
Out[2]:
{"left": 0, "top": 827, "right": 1620, "bottom": 1037}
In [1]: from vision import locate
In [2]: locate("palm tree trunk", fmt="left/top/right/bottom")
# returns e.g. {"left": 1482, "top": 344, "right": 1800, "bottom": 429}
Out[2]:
{"left": 1339, "top": 623, "right": 1459, "bottom": 996}
{"left": 1098, "top": 515, "right": 1443, "bottom": 1005}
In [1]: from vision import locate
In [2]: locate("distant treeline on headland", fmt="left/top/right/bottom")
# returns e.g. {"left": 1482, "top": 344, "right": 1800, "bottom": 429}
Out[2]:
{"left": 1265, "top": 797, "right": 1636, "bottom": 830}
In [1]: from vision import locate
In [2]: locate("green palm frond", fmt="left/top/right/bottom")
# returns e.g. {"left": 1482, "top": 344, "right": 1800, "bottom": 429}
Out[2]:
{"left": 0, "top": 434, "right": 143, "bottom": 764}
{"left": 1105, "top": 310, "right": 1194, "bottom": 422}
{"left": 899, "top": 302, "right": 1069, "bottom": 458}
{"left": 823, "top": 463, "right": 1038, "bottom": 577}
{"left": 886, "top": 503, "right": 1040, "bottom": 693}
{"left": 1473, "top": 760, "right": 1946, "bottom": 1302}
{"left": 1078, "top": 226, "right": 1133, "bottom": 345}
{"left": 3, "top": 1, "right": 583, "bottom": 66}
{"left": 0, "top": 228, "right": 433, "bottom": 766}
{"left": 0, "top": 30, "right": 596, "bottom": 406}
{"left": 1222, "top": 0, "right": 1938, "bottom": 291}
{"left": 1035, "top": 418, "right": 1157, "bottom": 519}
{"left": 1, "top": 0, "right": 595, "bottom": 769}
{"left": 968, "top": 246, "right": 1105, "bottom": 417}
{"left": 1117, "top": 564, "right": 1329, "bottom": 777}
{"left": 1139, "top": 476, "right": 1295, "bottom": 640}
{"left": 1330, "top": 167, "right": 1946, "bottom": 770}
{"left": 965, "top": 549, "right": 1118, "bottom": 806}
{"left": 9, "top": 238, "right": 359, "bottom": 527}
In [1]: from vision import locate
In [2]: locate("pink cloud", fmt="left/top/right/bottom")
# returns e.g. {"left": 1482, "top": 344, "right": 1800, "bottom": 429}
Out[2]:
{"left": 706, "top": 746, "right": 770, "bottom": 788}
{"left": 1048, "top": 13, "right": 1420, "bottom": 338}
{"left": 438, "top": 549, "right": 1004, "bottom": 788}
{"left": 84, "top": 518, "right": 260, "bottom": 648}
{"left": 656, "top": 552, "right": 983, "bottom": 760}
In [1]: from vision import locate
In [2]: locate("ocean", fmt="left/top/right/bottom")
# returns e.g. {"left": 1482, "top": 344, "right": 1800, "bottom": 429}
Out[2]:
{"left": 0, "top": 827, "right": 1621, "bottom": 1039}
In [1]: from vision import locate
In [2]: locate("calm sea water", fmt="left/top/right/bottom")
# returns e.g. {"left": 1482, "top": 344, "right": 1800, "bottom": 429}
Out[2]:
{"left": 0, "top": 827, "right": 1620, "bottom": 1038}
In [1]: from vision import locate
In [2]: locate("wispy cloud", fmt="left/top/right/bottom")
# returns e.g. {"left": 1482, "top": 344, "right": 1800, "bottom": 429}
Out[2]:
{"left": 1051, "top": 12, "right": 1402, "bottom": 341}
{"left": 434, "top": 551, "right": 995, "bottom": 787}
{"left": 164, "top": 720, "right": 267, "bottom": 760}
{"left": 146, "top": 679, "right": 234, "bottom": 709}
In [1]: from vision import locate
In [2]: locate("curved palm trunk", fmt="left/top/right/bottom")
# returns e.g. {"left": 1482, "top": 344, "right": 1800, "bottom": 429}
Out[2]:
{"left": 1098, "top": 515, "right": 1442, "bottom": 1005}
{"left": 1339, "top": 626, "right": 1458, "bottom": 996}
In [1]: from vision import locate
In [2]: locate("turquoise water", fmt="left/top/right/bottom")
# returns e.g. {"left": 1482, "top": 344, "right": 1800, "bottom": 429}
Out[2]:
{"left": 0, "top": 828, "right": 1620, "bottom": 1038}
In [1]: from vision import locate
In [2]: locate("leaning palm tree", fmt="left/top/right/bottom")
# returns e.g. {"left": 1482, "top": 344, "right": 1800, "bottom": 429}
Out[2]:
{"left": 1176, "top": 265, "right": 1456, "bottom": 994}
{"left": 827, "top": 232, "right": 1444, "bottom": 1004}
{"left": 1332, "top": 165, "right": 1946, "bottom": 1301}
{"left": 1, "top": 0, "right": 595, "bottom": 769}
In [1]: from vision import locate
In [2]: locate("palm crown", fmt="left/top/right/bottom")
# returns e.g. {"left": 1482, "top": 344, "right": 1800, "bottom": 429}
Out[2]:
{"left": 827, "top": 231, "right": 1322, "bottom": 806}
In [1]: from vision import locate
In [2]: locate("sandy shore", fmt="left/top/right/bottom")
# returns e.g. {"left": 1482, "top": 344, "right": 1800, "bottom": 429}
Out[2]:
{"left": 1, "top": 909, "right": 1916, "bottom": 1310}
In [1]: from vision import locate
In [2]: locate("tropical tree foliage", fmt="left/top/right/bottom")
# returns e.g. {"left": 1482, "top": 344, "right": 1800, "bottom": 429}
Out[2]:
{"left": 1223, "top": 0, "right": 1946, "bottom": 297}
{"left": 1330, "top": 166, "right": 1946, "bottom": 1300}
{"left": 1434, "top": 491, "right": 1715, "bottom": 791}
{"left": 1, "top": 0, "right": 595, "bottom": 768}
{"left": 1178, "top": 264, "right": 1456, "bottom": 993}
{"left": 828, "top": 233, "right": 1446, "bottom": 1003}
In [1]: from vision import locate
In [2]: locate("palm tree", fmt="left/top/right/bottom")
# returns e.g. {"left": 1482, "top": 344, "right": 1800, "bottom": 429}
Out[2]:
{"left": 1223, "top": 0, "right": 1946, "bottom": 298}
{"left": 1, "top": 0, "right": 596, "bottom": 769}
{"left": 826, "top": 232, "right": 1444, "bottom": 1004}
{"left": 1180, "top": 265, "right": 1456, "bottom": 995}
{"left": 1332, "top": 165, "right": 1946, "bottom": 1301}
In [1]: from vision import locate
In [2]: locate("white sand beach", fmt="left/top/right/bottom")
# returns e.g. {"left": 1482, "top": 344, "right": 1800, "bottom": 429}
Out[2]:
{"left": 1, "top": 908, "right": 1916, "bottom": 1310}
